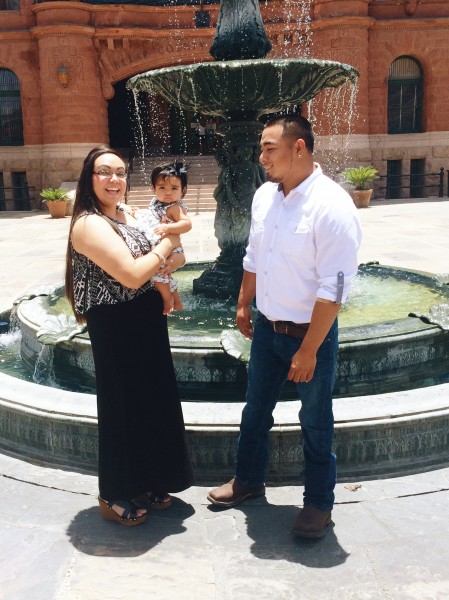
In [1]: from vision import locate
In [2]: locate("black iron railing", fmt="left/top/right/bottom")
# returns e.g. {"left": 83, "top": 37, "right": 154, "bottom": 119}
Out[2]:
{"left": 378, "top": 167, "right": 447, "bottom": 200}
{"left": 0, "top": 186, "right": 33, "bottom": 211}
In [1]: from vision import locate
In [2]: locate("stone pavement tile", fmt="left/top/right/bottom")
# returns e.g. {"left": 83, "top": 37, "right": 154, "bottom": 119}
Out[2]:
{"left": 1, "top": 477, "right": 93, "bottom": 532}
{"left": 210, "top": 544, "right": 384, "bottom": 600}
{"left": 347, "top": 468, "right": 449, "bottom": 501}
{"left": 363, "top": 536, "right": 449, "bottom": 599}
{"left": 60, "top": 504, "right": 216, "bottom": 600}
{"left": 0, "top": 527, "right": 74, "bottom": 600}
{"left": 63, "top": 545, "right": 216, "bottom": 600}
{"left": 360, "top": 492, "right": 449, "bottom": 540}
{"left": 327, "top": 504, "right": 396, "bottom": 548}
{"left": 0, "top": 454, "right": 98, "bottom": 497}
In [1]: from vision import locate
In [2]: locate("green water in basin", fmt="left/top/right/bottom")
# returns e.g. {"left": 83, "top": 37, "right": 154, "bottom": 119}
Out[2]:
{"left": 42, "top": 266, "right": 448, "bottom": 339}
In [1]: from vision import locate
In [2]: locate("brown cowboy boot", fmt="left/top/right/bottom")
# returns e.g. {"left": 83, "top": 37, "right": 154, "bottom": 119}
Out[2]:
{"left": 207, "top": 477, "right": 266, "bottom": 508}
{"left": 292, "top": 505, "right": 332, "bottom": 538}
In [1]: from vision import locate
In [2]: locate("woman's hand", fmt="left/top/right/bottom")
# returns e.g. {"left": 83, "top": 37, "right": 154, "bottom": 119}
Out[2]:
{"left": 153, "top": 234, "right": 181, "bottom": 256}
{"left": 159, "top": 252, "right": 185, "bottom": 277}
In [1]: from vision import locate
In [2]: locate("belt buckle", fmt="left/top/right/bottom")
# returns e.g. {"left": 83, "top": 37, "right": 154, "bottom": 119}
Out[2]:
{"left": 273, "top": 321, "right": 288, "bottom": 335}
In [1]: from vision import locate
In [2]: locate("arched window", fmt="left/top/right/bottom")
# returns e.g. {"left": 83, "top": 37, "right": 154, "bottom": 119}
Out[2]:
{"left": 0, "top": 68, "right": 24, "bottom": 146}
{"left": 388, "top": 57, "right": 423, "bottom": 134}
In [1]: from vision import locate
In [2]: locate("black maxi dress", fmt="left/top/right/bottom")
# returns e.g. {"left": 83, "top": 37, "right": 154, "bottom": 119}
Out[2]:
{"left": 72, "top": 215, "right": 194, "bottom": 501}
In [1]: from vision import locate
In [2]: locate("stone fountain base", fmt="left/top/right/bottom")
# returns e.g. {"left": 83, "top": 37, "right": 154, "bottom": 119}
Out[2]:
{"left": 0, "top": 371, "right": 448, "bottom": 482}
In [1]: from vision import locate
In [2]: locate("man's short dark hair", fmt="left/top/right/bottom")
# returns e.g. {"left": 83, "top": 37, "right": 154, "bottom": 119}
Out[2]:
{"left": 264, "top": 114, "right": 314, "bottom": 153}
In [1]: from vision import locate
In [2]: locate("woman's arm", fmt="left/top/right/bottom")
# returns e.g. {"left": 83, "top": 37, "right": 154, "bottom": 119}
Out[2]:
{"left": 71, "top": 214, "right": 180, "bottom": 289}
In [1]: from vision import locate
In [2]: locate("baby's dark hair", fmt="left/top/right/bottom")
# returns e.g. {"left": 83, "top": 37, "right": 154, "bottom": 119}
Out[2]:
{"left": 151, "top": 162, "right": 189, "bottom": 197}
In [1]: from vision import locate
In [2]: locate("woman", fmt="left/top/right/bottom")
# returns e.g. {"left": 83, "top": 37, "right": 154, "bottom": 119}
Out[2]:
{"left": 65, "top": 146, "right": 194, "bottom": 526}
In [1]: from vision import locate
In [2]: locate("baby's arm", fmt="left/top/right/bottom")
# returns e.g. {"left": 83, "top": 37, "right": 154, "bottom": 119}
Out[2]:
{"left": 154, "top": 204, "right": 192, "bottom": 237}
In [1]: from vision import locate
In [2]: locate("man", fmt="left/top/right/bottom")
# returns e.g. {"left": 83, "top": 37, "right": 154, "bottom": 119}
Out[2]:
{"left": 207, "top": 115, "right": 362, "bottom": 539}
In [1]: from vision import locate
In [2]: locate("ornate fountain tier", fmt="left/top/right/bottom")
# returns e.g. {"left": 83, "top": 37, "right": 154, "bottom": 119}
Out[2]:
{"left": 128, "top": 58, "right": 359, "bottom": 121}
{"left": 127, "top": 59, "right": 358, "bottom": 298}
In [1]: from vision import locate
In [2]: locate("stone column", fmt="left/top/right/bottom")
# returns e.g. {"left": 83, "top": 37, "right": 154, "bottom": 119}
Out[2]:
{"left": 32, "top": 25, "right": 109, "bottom": 187}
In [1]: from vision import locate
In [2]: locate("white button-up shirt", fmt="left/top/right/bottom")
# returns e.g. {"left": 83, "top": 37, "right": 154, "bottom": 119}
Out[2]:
{"left": 243, "top": 164, "right": 362, "bottom": 323}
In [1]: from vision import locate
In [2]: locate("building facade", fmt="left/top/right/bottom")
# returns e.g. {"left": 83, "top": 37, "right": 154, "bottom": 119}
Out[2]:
{"left": 1, "top": 0, "right": 448, "bottom": 208}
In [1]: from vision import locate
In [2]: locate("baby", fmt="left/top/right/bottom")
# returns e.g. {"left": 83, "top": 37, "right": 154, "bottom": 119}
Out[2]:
{"left": 134, "top": 162, "right": 192, "bottom": 314}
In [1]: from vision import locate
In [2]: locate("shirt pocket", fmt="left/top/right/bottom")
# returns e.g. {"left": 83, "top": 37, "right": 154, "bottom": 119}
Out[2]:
{"left": 280, "top": 221, "right": 311, "bottom": 257}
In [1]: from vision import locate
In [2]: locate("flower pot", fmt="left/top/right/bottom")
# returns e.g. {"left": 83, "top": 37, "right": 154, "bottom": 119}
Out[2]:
{"left": 65, "top": 199, "right": 74, "bottom": 216}
{"left": 46, "top": 200, "right": 67, "bottom": 218}
{"left": 351, "top": 189, "right": 372, "bottom": 209}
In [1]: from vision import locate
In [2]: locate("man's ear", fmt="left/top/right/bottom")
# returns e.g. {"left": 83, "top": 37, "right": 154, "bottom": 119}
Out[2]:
{"left": 295, "top": 138, "right": 305, "bottom": 157}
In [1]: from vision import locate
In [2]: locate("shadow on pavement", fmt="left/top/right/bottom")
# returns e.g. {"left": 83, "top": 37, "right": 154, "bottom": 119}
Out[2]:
{"left": 67, "top": 497, "right": 195, "bottom": 557}
{"left": 208, "top": 499, "right": 349, "bottom": 568}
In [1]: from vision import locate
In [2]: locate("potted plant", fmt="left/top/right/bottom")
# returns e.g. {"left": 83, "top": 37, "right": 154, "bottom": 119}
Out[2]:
{"left": 40, "top": 187, "right": 69, "bottom": 218}
{"left": 340, "top": 166, "right": 379, "bottom": 208}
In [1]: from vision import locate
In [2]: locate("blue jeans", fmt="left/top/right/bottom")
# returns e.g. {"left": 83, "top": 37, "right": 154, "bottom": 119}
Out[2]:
{"left": 235, "top": 313, "right": 338, "bottom": 511}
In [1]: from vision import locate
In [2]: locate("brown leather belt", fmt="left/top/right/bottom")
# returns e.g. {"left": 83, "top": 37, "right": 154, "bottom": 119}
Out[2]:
{"left": 265, "top": 317, "right": 310, "bottom": 340}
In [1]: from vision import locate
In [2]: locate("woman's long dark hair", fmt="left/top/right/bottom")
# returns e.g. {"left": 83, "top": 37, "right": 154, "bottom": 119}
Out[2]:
{"left": 65, "top": 145, "right": 125, "bottom": 324}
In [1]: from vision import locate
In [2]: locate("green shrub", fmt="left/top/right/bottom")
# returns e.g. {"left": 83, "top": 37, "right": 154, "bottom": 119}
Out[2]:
{"left": 40, "top": 187, "right": 69, "bottom": 202}
{"left": 340, "top": 166, "right": 379, "bottom": 190}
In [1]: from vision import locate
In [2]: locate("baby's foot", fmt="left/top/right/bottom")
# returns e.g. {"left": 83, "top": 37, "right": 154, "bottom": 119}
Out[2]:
{"left": 163, "top": 297, "right": 174, "bottom": 315}
{"left": 173, "top": 297, "right": 183, "bottom": 311}
{"left": 173, "top": 290, "right": 183, "bottom": 311}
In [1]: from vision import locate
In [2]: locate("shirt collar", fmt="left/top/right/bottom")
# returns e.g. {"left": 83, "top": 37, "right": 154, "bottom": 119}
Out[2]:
{"left": 277, "top": 163, "right": 322, "bottom": 198}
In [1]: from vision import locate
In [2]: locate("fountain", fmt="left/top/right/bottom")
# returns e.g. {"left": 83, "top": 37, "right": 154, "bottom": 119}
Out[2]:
{"left": 0, "top": 0, "right": 449, "bottom": 481}
{"left": 127, "top": 0, "right": 358, "bottom": 298}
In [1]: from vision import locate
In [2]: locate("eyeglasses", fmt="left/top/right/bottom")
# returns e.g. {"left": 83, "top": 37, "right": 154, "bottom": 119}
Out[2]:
{"left": 93, "top": 170, "right": 128, "bottom": 180}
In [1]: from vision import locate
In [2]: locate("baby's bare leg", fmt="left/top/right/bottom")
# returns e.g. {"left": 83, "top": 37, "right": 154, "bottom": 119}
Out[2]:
{"left": 172, "top": 289, "right": 183, "bottom": 311}
{"left": 154, "top": 281, "right": 174, "bottom": 315}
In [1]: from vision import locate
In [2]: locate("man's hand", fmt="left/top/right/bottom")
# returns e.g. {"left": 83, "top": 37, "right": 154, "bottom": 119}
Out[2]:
{"left": 287, "top": 298, "right": 340, "bottom": 383}
{"left": 236, "top": 304, "right": 254, "bottom": 339}
{"left": 287, "top": 346, "right": 317, "bottom": 383}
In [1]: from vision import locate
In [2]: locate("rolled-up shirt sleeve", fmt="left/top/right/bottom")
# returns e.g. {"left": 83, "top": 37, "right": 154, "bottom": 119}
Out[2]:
{"left": 315, "top": 200, "right": 362, "bottom": 303}
{"left": 243, "top": 235, "right": 256, "bottom": 274}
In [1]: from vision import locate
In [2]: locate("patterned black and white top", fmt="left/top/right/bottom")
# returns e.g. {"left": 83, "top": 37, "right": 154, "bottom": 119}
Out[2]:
{"left": 71, "top": 212, "right": 154, "bottom": 315}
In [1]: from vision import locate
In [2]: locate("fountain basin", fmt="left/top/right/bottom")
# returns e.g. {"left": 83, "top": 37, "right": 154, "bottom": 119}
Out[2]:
{"left": 16, "top": 264, "right": 449, "bottom": 400}
{"left": 128, "top": 58, "right": 359, "bottom": 119}
{"left": 0, "top": 371, "right": 448, "bottom": 481}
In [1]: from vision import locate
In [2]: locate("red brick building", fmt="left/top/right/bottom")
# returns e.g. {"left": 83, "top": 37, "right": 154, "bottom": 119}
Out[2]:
{"left": 1, "top": 0, "right": 448, "bottom": 208}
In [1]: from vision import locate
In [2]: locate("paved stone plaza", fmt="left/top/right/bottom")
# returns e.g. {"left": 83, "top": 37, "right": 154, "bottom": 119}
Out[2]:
{"left": 0, "top": 199, "right": 449, "bottom": 599}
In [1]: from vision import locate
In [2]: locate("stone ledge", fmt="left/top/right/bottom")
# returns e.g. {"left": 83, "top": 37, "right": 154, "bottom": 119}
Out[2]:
{"left": 0, "top": 372, "right": 448, "bottom": 482}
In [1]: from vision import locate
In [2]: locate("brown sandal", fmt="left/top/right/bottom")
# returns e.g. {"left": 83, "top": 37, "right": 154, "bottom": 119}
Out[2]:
{"left": 136, "top": 492, "right": 173, "bottom": 511}
{"left": 98, "top": 497, "right": 147, "bottom": 526}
